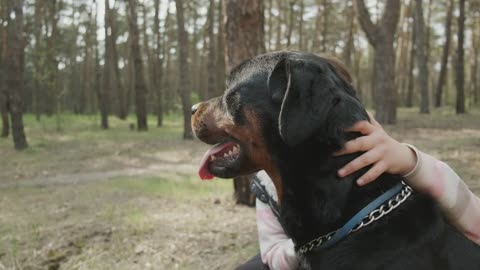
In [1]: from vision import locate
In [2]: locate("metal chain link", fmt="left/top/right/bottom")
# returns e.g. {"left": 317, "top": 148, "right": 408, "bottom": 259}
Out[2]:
{"left": 297, "top": 183, "right": 413, "bottom": 255}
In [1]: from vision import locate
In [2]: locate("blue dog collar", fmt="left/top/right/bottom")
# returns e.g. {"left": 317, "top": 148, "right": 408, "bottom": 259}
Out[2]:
{"left": 297, "top": 182, "right": 412, "bottom": 254}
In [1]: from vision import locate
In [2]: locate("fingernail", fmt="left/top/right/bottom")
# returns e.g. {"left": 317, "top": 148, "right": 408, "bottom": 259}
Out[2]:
{"left": 338, "top": 169, "right": 346, "bottom": 177}
{"left": 357, "top": 178, "right": 364, "bottom": 185}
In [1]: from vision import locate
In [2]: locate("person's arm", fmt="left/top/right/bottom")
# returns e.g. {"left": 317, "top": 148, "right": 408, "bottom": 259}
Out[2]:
{"left": 256, "top": 198, "right": 299, "bottom": 270}
{"left": 403, "top": 146, "right": 480, "bottom": 244}
{"left": 335, "top": 112, "right": 480, "bottom": 244}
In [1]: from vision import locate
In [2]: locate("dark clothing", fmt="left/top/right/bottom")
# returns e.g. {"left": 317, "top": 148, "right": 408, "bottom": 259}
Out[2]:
{"left": 235, "top": 254, "right": 269, "bottom": 270}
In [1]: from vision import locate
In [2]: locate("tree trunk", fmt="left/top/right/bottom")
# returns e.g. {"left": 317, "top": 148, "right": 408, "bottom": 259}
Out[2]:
{"left": 101, "top": 0, "right": 111, "bottom": 129}
{"left": 5, "top": 0, "right": 28, "bottom": 150}
{"left": 225, "top": 0, "right": 266, "bottom": 72}
{"left": 435, "top": 0, "right": 453, "bottom": 108}
{"left": 322, "top": 0, "right": 328, "bottom": 52}
{"left": 343, "top": 0, "right": 355, "bottom": 69}
{"left": 107, "top": 1, "right": 127, "bottom": 120}
{"left": 298, "top": 0, "right": 304, "bottom": 50}
{"left": 275, "top": 0, "right": 283, "bottom": 50}
{"left": 93, "top": 0, "right": 102, "bottom": 129}
{"left": 128, "top": 0, "right": 148, "bottom": 131}
{"left": 0, "top": 3, "right": 9, "bottom": 138}
{"left": 225, "top": 0, "right": 265, "bottom": 207}
{"left": 206, "top": 0, "right": 216, "bottom": 99}
{"left": 216, "top": 0, "right": 226, "bottom": 97}
{"left": 472, "top": 13, "right": 479, "bottom": 105}
{"left": 175, "top": 0, "right": 192, "bottom": 139}
{"left": 414, "top": 0, "right": 429, "bottom": 114}
{"left": 154, "top": 0, "right": 164, "bottom": 127}
{"left": 286, "top": 0, "right": 295, "bottom": 48}
{"left": 355, "top": 0, "right": 400, "bottom": 124}
{"left": 32, "top": 0, "right": 42, "bottom": 121}
{"left": 406, "top": 20, "right": 416, "bottom": 108}
{"left": 456, "top": 0, "right": 465, "bottom": 114}
{"left": 267, "top": 0, "right": 273, "bottom": 51}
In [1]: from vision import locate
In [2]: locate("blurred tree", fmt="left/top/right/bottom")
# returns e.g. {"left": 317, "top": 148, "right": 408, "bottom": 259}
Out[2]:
{"left": 225, "top": 0, "right": 265, "bottom": 206}
{"left": 100, "top": 0, "right": 111, "bottom": 129}
{"left": 435, "top": 0, "right": 454, "bottom": 108}
{"left": 154, "top": 0, "right": 164, "bottom": 127}
{"left": 406, "top": 16, "right": 416, "bottom": 108}
{"left": 355, "top": 0, "right": 401, "bottom": 124}
{"left": 128, "top": 0, "right": 148, "bottom": 130}
{"left": 0, "top": 0, "right": 9, "bottom": 138}
{"left": 107, "top": 1, "right": 127, "bottom": 120}
{"left": 175, "top": 0, "right": 192, "bottom": 139}
{"left": 4, "top": 0, "right": 28, "bottom": 150}
{"left": 216, "top": 0, "right": 226, "bottom": 96}
{"left": 456, "top": 0, "right": 466, "bottom": 114}
{"left": 206, "top": 0, "right": 216, "bottom": 99}
{"left": 414, "top": 0, "right": 430, "bottom": 114}
{"left": 472, "top": 9, "right": 479, "bottom": 105}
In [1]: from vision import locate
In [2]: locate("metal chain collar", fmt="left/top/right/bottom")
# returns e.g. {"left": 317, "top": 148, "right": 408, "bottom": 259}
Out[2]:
{"left": 297, "top": 183, "right": 413, "bottom": 255}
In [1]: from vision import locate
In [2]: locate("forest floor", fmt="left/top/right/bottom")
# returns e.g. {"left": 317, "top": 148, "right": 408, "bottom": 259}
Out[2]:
{"left": 1, "top": 107, "right": 480, "bottom": 270}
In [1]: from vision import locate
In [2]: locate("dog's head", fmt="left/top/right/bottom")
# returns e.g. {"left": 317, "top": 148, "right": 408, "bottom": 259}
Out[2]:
{"left": 192, "top": 52, "right": 368, "bottom": 194}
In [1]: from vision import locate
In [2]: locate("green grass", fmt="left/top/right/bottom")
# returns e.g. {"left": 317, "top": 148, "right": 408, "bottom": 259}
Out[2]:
{"left": 0, "top": 112, "right": 193, "bottom": 180}
{"left": 102, "top": 175, "right": 232, "bottom": 200}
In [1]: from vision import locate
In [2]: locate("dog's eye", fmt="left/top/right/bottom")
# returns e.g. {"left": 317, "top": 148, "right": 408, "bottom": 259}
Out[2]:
{"left": 223, "top": 91, "right": 244, "bottom": 124}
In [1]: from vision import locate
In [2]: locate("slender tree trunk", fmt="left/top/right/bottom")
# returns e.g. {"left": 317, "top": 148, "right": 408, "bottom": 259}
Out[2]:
{"left": 414, "top": 0, "right": 429, "bottom": 114}
{"left": 298, "top": 0, "right": 304, "bottom": 50}
{"left": 206, "top": 0, "right": 216, "bottom": 99}
{"left": 216, "top": 0, "right": 226, "bottom": 97}
{"left": 343, "top": 0, "right": 355, "bottom": 68}
{"left": 108, "top": 2, "right": 127, "bottom": 119}
{"left": 322, "top": 0, "right": 328, "bottom": 52}
{"left": 286, "top": 0, "right": 295, "bottom": 48}
{"left": 175, "top": 0, "right": 192, "bottom": 139}
{"left": 225, "top": 0, "right": 265, "bottom": 207}
{"left": 435, "top": 0, "right": 453, "bottom": 107}
{"left": 5, "top": 0, "right": 28, "bottom": 150}
{"left": 456, "top": 0, "right": 465, "bottom": 114}
{"left": 128, "top": 0, "right": 148, "bottom": 131}
{"left": 94, "top": 0, "right": 102, "bottom": 128}
{"left": 154, "top": 0, "right": 164, "bottom": 127}
{"left": 0, "top": 2, "right": 9, "bottom": 138}
{"left": 101, "top": 0, "right": 111, "bottom": 129}
{"left": 33, "top": 0, "right": 42, "bottom": 121}
{"left": 406, "top": 21, "right": 416, "bottom": 108}
{"left": 472, "top": 14, "right": 479, "bottom": 105}
{"left": 267, "top": 0, "right": 273, "bottom": 51}
{"left": 275, "top": 0, "right": 283, "bottom": 50}
{"left": 355, "top": 0, "right": 400, "bottom": 124}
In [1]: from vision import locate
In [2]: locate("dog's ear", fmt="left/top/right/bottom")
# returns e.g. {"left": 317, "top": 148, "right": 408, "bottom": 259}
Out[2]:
{"left": 268, "top": 58, "right": 292, "bottom": 104}
{"left": 269, "top": 57, "right": 368, "bottom": 148}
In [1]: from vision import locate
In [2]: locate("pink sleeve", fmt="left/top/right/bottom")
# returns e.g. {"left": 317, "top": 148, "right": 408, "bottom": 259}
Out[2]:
{"left": 403, "top": 145, "right": 480, "bottom": 244}
{"left": 256, "top": 199, "right": 299, "bottom": 270}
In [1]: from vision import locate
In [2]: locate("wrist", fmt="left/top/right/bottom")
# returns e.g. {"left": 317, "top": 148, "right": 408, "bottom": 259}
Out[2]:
{"left": 400, "top": 144, "right": 419, "bottom": 177}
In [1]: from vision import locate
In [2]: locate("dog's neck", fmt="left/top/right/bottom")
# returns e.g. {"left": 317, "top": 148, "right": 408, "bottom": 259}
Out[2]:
{"left": 271, "top": 138, "right": 402, "bottom": 247}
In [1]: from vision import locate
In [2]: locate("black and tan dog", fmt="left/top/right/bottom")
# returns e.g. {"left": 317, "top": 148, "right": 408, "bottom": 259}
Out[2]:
{"left": 192, "top": 52, "right": 480, "bottom": 269}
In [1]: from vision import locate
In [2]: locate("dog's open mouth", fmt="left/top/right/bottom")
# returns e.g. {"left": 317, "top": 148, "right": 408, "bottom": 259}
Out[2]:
{"left": 198, "top": 141, "right": 242, "bottom": 180}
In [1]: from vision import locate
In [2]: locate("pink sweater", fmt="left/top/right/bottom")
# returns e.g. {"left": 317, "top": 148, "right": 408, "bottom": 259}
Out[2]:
{"left": 255, "top": 147, "right": 480, "bottom": 270}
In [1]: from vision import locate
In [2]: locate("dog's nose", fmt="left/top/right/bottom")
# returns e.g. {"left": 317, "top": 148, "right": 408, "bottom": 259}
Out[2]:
{"left": 192, "top": 103, "right": 200, "bottom": 115}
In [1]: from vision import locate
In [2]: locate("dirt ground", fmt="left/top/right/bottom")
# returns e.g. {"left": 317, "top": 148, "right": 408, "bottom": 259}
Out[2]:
{"left": 1, "top": 108, "right": 480, "bottom": 270}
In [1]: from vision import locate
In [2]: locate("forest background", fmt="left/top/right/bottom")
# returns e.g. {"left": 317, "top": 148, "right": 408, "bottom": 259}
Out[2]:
{"left": 1, "top": 0, "right": 480, "bottom": 269}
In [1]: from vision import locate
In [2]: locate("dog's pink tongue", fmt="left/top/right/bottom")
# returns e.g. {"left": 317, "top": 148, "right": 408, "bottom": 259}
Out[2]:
{"left": 198, "top": 143, "right": 233, "bottom": 180}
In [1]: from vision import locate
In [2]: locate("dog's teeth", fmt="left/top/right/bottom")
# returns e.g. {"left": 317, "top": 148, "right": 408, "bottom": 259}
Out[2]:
{"left": 223, "top": 153, "right": 228, "bottom": 157}
{"left": 210, "top": 155, "right": 216, "bottom": 161}
{"left": 228, "top": 150, "right": 233, "bottom": 155}
{"left": 233, "top": 146, "right": 238, "bottom": 152}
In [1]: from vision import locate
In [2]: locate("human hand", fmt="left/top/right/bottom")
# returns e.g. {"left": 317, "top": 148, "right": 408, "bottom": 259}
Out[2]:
{"left": 335, "top": 112, "right": 417, "bottom": 186}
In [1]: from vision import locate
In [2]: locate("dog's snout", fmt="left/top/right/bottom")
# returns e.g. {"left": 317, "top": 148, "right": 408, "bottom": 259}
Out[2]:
{"left": 192, "top": 103, "right": 200, "bottom": 115}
